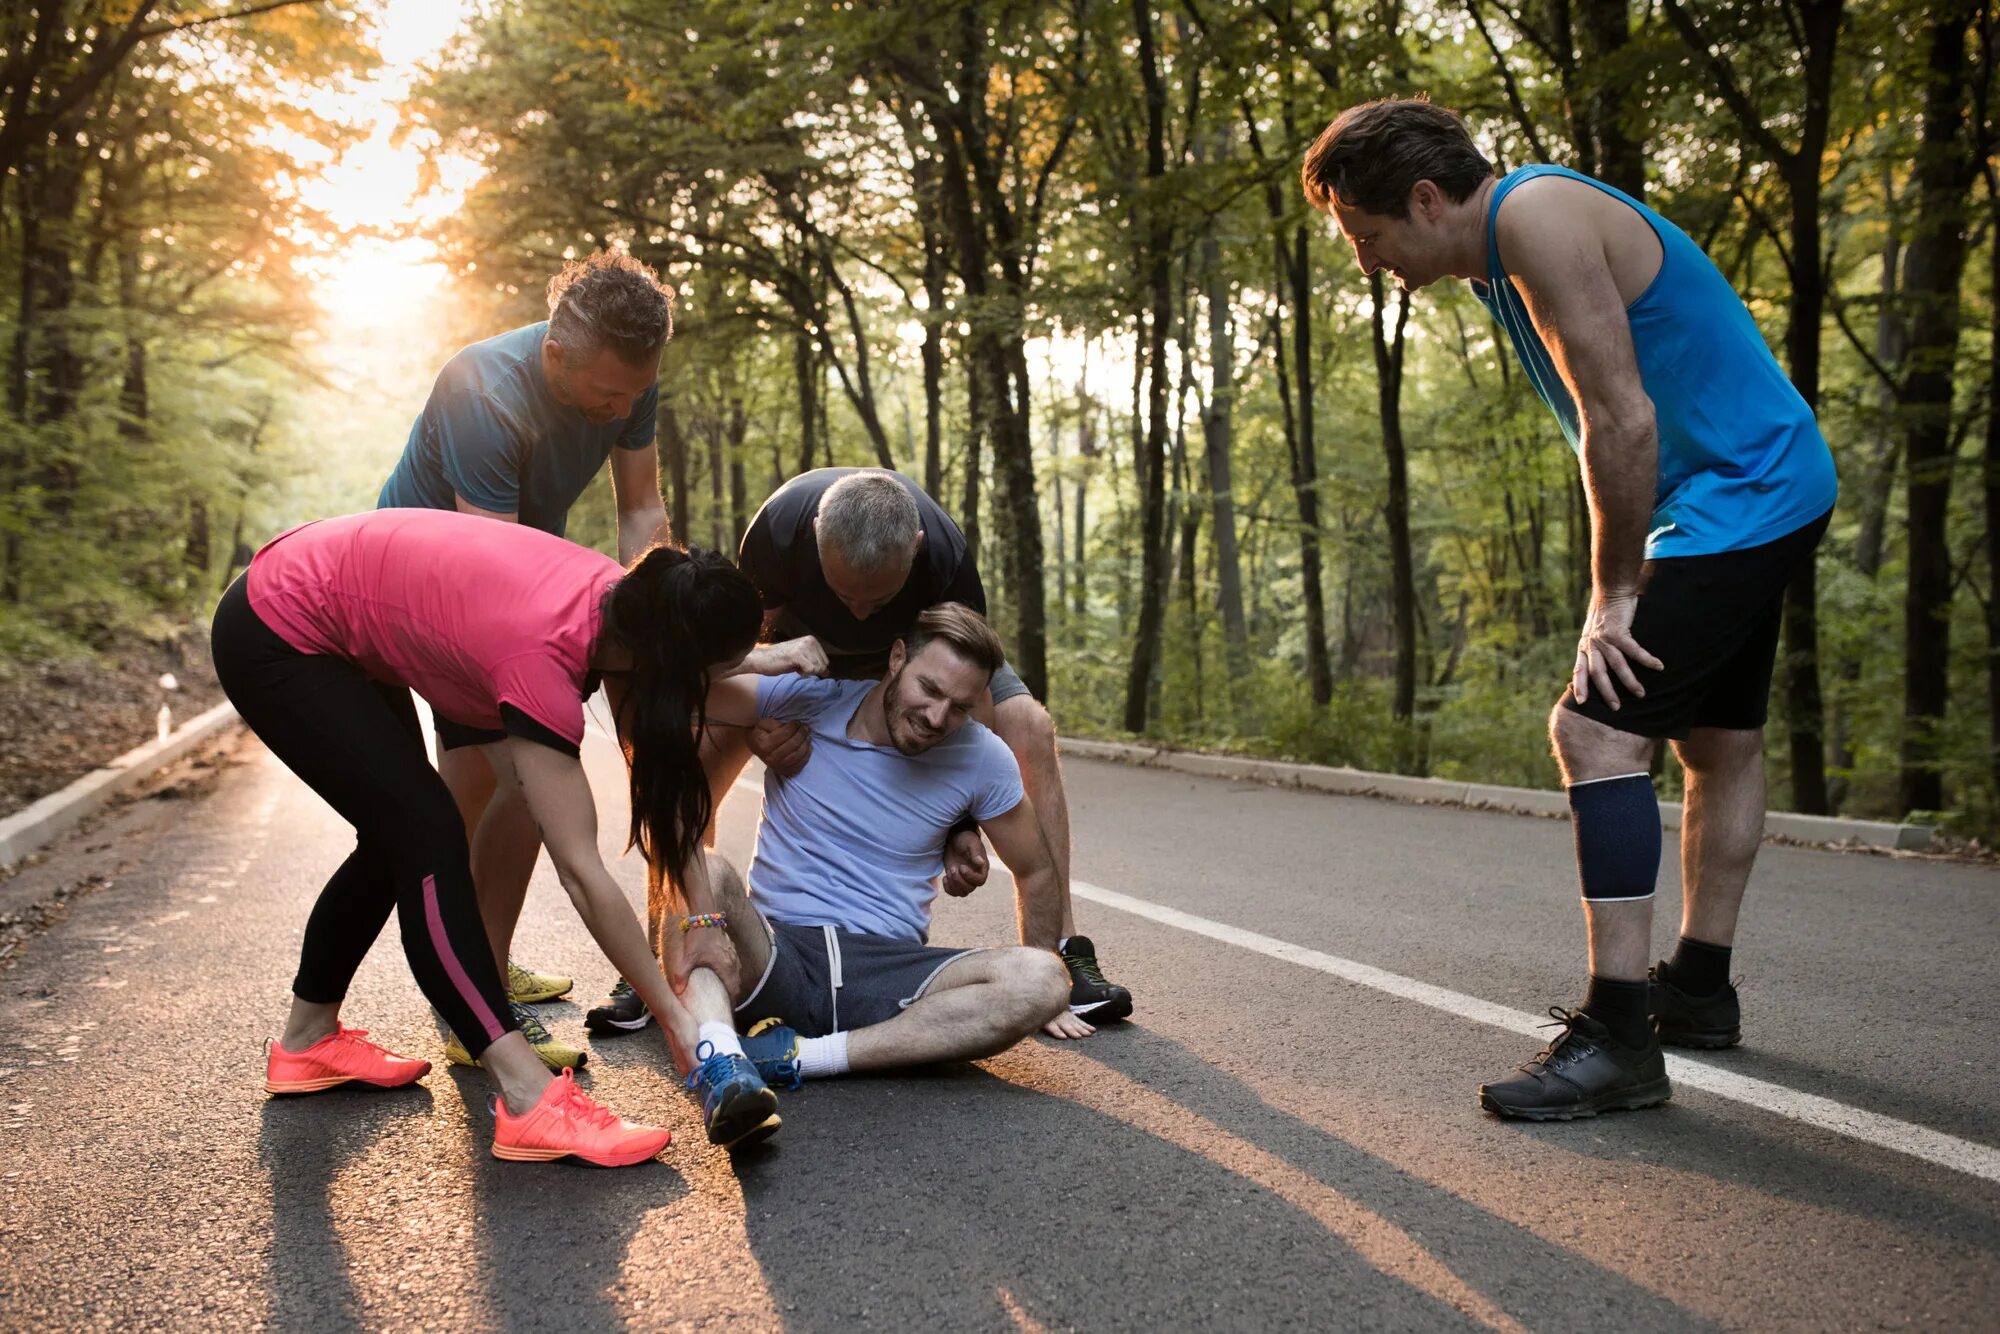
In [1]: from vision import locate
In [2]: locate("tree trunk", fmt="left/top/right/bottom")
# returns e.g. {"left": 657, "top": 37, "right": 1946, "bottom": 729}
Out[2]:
{"left": 793, "top": 329, "right": 818, "bottom": 477}
{"left": 1371, "top": 272, "right": 1417, "bottom": 734}
{"left": 1201, "top": 229, "right": 1250, "bottom": 686}
{"left": 1898, "top": 0, "right": 1981, "bottom": 815}
{"left": 1122, "top": 0, "right": 1172, "bottom": 734}
{"left": 728, "top": 393, "right": 749, "bottom": 550}
{"left": 961, "top": 360, "right": 983, "bottom": 570}
{"left": 1577, "top": 0, "right": 1644, "bottom": 197}
{"left": 1986, "top": 173, "right": 2000, "bottom": 807}
{"left": 660, "top": 389, "right": 691, "bottom": 542}
{"left": 1288, "top": 225, "right": 1333, "bottom": 706}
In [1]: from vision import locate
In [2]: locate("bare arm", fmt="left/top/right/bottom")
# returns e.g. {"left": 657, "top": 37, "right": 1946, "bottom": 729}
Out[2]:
{"left": 486, "top": 737, "right": 700, "bottom": 1061}
{"left": 1498, "top": 187, "right": 1664, "bottom": 705}
{"left": 977, "top": 796, "right": 1062, "bottom": 950}
{"left": 610, "top": 443, "right": 670, "bottom": 565}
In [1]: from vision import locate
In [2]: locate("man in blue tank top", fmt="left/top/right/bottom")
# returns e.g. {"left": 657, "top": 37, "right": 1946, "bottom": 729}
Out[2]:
{"left": 376, "top": 253, "right": 673, "bottom": 1050}
{"left": 1303, "top": 99, "right": 1835, "bottom": 1121}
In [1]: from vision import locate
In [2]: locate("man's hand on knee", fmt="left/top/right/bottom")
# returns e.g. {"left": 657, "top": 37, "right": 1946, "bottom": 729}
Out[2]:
{"left": 942, "top": 826, "right": 989, "bottom": 897}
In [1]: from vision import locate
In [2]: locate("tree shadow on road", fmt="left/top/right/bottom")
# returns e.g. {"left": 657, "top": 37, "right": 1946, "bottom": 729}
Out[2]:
{"left": 733, "top": 1040, "right": 1707, "bottom": 1333}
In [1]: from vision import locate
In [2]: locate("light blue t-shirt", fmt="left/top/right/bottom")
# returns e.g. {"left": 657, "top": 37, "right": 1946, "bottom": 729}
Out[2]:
{"left": 376, "top": 322, "right": 657, "bottom": 538}
{"left": 746, "top": 674, "right": 1026, "bottom": 943}
{"left": 1471, "top": 165, "right": 1836, "bottom": 558}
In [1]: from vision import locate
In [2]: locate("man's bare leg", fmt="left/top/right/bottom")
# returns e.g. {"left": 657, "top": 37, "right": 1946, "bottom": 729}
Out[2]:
{"left": 990, "top": 695, "right": 1075, "bottom": 936}
{"left": 845, "top": 948, "right": 1069, "bottom": 1070}
{"left": 1649, "top": 725, "right": 1764, "bottom": 1047}
{"left": 1671, "top": 726, "right": 1765, "bottom": 948}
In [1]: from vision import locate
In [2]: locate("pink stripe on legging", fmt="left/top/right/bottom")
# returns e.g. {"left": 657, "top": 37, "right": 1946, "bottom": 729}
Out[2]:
{"left": 423, "top": 874, "right": 505, "bottom": 1042}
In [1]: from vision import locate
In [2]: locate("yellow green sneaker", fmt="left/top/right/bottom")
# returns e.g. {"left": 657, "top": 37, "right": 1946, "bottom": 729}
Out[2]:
{"left": 506, "top": 961, "right": 574, "bottom": 1004}
{"left": 443, "top": 1002, "right": 588, "bottom": 1072}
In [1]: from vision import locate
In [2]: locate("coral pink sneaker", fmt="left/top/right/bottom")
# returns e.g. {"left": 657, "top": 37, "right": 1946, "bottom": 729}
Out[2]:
{"left": 265, "top": 1025, "right": 431, "bottom": 1094}
{"left": 491, "top": 1070, "right": 672, "bottom": 1167}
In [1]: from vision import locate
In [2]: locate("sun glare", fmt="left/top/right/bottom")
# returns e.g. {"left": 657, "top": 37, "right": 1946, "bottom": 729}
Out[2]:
{"left": 287, "top": 0, "right": 478, "bottom": 333}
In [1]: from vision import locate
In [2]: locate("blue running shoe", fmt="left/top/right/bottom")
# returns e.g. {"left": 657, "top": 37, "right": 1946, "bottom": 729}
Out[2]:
{"left": 741, "top": 1018, "right": 804, "bottom": 1090}
{"left": 685, "top": 1041, "right": 781, "bottom": 1149}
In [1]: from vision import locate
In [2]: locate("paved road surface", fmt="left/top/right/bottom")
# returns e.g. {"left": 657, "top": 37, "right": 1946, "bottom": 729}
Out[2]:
{"left": 2, "top": 721, "right": 1995, "bottom": 1330}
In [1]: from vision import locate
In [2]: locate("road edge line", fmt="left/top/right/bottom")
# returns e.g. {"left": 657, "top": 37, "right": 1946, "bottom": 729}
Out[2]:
{"left": 1071, "top": 879, "right": 2000, "bottom": 1184}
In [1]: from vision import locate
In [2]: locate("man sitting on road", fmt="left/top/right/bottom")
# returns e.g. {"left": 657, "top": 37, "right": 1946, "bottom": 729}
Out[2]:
{"left": 632, "top": 603, "right": 1072, "bottom": 1079}
{"left": 588, "top": 467, "right": 1131, "bottom": 1039}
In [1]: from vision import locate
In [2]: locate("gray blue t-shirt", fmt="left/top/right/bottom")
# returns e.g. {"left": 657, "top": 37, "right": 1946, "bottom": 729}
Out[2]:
{"left": 376, "top": 321, "right": 658, "bottom": 538}
{"left": 747, "top": 674, "right": 1025, "bottom": 943}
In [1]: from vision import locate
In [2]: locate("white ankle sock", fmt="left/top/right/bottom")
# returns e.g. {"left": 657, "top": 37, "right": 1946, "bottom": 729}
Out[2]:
{"left": 698, "top": 1022, "right": 745, "bottom": 1059}
{"left": 796, "top": 1031, "right": 850, "bottom": 1078}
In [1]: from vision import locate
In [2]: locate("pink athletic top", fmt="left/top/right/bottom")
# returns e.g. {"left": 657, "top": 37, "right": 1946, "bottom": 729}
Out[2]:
{"left": 246, "top": 509, "right": 622, "bottom": 751}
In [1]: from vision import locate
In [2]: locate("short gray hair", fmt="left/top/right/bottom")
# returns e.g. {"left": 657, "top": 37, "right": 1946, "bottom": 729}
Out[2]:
{"left": 817, "top": 471, "right": 921, "bottom": 573}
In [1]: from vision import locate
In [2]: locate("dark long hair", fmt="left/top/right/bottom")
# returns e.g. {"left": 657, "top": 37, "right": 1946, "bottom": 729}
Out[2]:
{"left": 599, "top": 544, "right": 762, "bottom": 879}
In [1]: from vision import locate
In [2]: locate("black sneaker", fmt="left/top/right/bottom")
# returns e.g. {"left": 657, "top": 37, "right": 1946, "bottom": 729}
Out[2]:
{"left": 1060, "top": 935, "right": 1133, "bottom": 1024}
{"left": 1649, "top": 964, "right": 1741, "bottom": 1049}
{"left": 1478, "top": 1008, "right": 1671, "bottom": 1121}
{"left": 584, "top": 979, "right": 651, "bottom": 1035}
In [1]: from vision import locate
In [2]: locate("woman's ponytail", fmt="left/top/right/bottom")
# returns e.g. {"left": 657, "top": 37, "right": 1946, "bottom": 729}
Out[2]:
{"left": 600, "top": 544, "right": 762, "bottom": 880}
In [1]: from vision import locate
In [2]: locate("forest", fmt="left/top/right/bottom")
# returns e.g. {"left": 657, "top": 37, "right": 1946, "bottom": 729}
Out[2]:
{"left": 3, "top": 1, "right": 1997, "bottom": 830}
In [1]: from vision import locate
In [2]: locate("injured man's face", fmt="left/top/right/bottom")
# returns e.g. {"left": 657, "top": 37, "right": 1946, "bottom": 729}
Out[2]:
{"left": 880, "top": 642, "right": 988, "bottom": 756}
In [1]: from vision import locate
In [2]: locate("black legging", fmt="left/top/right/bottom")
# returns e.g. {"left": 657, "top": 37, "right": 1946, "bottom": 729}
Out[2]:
{"left": 211, "top": 576, "right": 517, "bottom": 1057}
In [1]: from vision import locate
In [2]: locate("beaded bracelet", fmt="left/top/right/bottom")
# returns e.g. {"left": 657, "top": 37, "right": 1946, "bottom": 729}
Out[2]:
{"left": 679, "top": 912, "right": 728, "bottom": 934}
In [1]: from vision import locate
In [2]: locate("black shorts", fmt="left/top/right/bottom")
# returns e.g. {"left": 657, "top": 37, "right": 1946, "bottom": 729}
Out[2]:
{"left": 1561, "top": 509, "right": 1830, "bottom": 740}
{"left": 433, "top": 710, "right": 503, "bottom": 753}
{"left": 734, "top": 915, "right": 982, "bottom": 1037}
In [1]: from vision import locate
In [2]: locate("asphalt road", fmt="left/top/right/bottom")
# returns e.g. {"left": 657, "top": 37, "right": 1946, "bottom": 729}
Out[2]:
{"left": 2, "top": 721, "right": 1995, "bottom": 1331}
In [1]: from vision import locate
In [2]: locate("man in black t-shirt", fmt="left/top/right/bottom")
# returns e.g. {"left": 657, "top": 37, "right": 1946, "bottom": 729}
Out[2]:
{"left": 690, "top": 468, "right": 1131, "bottom": 1039}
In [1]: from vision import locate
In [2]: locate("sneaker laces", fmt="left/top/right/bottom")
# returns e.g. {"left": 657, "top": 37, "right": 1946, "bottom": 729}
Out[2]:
{"left": 1528, "top": 1006, "right": 1597, "bottom": 1067}
{"left": 1064, "top": 950, "right": 1109, "bottom": 985}
{"left": 549, "top": 1072, "right": 619, "bottom": 1131}
{"left": 609, "top": 979, "right": 635, "bottom": 1002}
{"left": 684, "top": 1039, "right": 743, "bottom": 1092}
{"left": 510, "top": 1002, "right": 559, "bottom": 1047}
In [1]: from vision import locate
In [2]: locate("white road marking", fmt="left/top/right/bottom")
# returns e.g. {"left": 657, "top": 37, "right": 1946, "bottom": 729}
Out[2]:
{"left": 1071, "top": 880, "right": 2000, "bottom": 1184}
{"left": 738, "top": 772, "right": 1998, "bottom": 1180}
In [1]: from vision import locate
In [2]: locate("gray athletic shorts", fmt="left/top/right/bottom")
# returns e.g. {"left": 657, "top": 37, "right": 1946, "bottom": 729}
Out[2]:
{"left": 735, "top": 914, "right": 983, "bottom": 1037}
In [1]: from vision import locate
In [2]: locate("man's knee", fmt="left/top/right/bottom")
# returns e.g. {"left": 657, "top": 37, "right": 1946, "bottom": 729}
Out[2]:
{"left": 995, "top": 695, "right": 1057, "bottom": 761}
{"left": 1549, "top": 699, "right": 1654, "bottom": 781}
{"left": 996, "top": 947, "right": 1068, "bottom": 1026}
{"left": 1676, "top": 726, "right": 1764, "bottom": 778}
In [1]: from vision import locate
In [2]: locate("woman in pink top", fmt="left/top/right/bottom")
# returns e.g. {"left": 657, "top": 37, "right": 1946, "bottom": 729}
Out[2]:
{"left": 211, "top": 509, "right": 778, "bottom": 1165}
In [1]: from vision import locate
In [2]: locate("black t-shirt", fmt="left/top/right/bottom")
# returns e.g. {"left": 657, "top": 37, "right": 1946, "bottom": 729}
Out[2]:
{"left": 737, "top": 468, "right": 986, "bottom": 658}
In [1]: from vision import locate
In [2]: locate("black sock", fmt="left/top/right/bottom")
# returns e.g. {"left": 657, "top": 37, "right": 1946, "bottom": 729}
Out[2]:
{"left": 1662, "top": 936, "right": 1732, "bottom": 996}
{"left": 1582, "top": 975, "right": 1654, "bottom": 1048}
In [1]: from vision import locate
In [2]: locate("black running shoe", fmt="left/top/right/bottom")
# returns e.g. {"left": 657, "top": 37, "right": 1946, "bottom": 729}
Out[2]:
{"left": 584, "top": 979, "right": 651, "bottom": 1035}
{"left": 1478, "top": 1008, "right": 1671, "bottom": 1121}
{"left": 1649, "top": 964, "right": 1741, "bottom": 1049}
{"left": 1060, "top": 935, "right": 1133, "bottom": 1024}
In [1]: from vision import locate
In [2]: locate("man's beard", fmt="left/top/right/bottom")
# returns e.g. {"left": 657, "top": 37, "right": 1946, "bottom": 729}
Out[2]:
{"left": 880, "top": 666, "right": 939, "bottom": 755}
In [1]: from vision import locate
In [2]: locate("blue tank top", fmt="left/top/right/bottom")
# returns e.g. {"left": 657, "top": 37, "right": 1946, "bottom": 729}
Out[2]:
{"left": 1471, "top": 165, "right": 1836, "bottom": 558}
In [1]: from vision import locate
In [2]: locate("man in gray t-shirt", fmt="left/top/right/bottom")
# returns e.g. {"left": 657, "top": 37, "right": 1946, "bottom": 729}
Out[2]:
{"left": 634, "top": 604, "right": 1072, "bottom": 1081}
